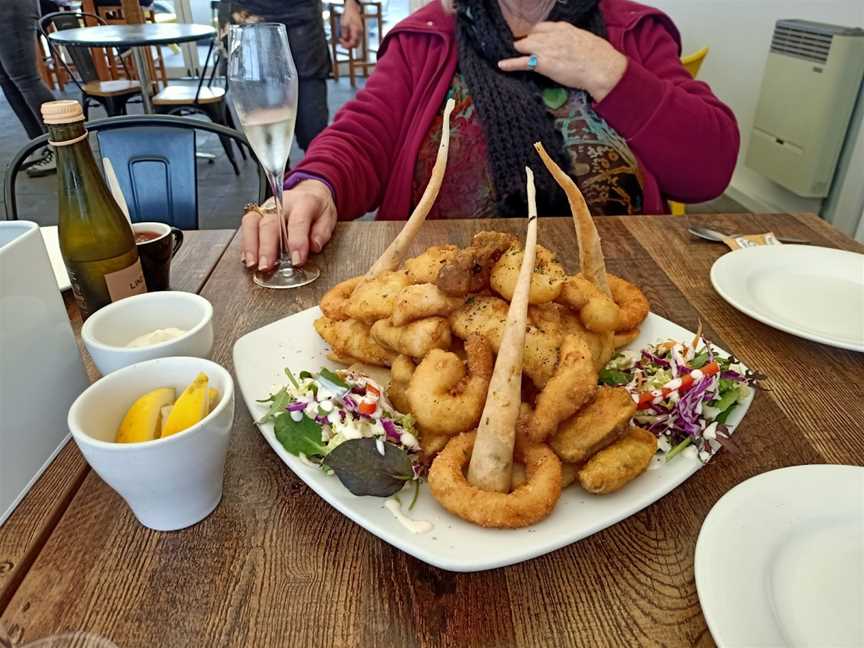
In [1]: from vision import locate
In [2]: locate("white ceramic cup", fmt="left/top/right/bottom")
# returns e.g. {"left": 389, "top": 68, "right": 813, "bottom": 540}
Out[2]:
{"left": 81, "top": 291, "right": 214, "bottom": 375}
{"left": 68, "top": 357, "right": 235, "bottom": 531}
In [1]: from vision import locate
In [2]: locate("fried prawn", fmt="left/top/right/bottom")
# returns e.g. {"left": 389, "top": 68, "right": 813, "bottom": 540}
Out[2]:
{"left": 490, "top": 244, "right": 566, "bottom": 305}
{"left": 528, "top": 334, "right": 598, "bottom": 442}
{"left": 320, "top": 276, "right": 363, "bottom": 321}
{"left": 608, "top": 274, "right": 650, "bottom": 332}
{"left": 405, "top": 334, "right": 493, "bottom": 436}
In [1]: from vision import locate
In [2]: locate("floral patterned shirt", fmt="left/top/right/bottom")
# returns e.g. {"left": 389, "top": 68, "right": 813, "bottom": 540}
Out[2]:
{"left": 412, "top": 74, "right": 644, "bottom": 217}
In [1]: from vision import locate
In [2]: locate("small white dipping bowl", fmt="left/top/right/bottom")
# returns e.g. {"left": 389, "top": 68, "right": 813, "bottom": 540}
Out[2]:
{"left": 81, "top": 291, "right": 214, "bottom": 375}
{"left": 68, "top": 356, "right": 235, "bottom": 531}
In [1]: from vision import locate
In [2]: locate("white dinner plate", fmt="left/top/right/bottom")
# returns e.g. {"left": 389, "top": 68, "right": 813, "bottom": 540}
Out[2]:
{"left": 233, "top": 308, "right": 754, "bottom": 572}
{"left": 695, "top": 465, "right": 864, "bottom": 648}
{"left": 40, "top": 226, "right": 71, "bottom": 291}
{"left": 711, "top": 245, "right": 864, "bottom": 352}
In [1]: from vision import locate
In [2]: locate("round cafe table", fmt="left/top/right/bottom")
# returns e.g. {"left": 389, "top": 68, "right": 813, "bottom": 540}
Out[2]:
{"left": 48, "top": 23, "right": 217, "bottom": 114}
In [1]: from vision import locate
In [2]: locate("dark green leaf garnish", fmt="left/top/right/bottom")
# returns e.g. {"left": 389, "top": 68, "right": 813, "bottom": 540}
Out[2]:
{"left": 324, "top": 438, "right": 413, "bottom": 497}
{"left": 599, "top": 368, "right": 630, "bottom": 386}
{"left": 275, "top": 413, "right": 327, "bottom": 458}
{"left": 299, "top": 370, "right": 313, "bottom": 381}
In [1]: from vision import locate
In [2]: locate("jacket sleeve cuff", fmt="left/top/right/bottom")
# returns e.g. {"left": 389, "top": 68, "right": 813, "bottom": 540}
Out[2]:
{"left": 284, "top": 171, "right": 336, "bottom": 202}
{"left": 594, "top": 57, "right": 669, "bottom": 140}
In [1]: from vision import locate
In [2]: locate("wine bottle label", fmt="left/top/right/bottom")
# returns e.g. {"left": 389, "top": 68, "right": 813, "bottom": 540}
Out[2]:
{"left": 105, "top": 259, "right": 147, "bottom": 301}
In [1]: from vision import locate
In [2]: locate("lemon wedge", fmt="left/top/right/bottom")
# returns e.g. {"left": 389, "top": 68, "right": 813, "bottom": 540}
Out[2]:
{"left": 207, "top": 387, "right": 221, "bottom": 413}
{"left": 161, "top": 372, "right": 210, "bottom": 438}
{"left": 116, "top": 387, "right": 176, "bottom": 443}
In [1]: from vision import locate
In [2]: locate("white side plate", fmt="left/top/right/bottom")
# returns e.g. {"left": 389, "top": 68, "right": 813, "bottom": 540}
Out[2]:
{"left": 40, "top": 226, "right": 71, "bottom": 291}
{"left": 711, "top": 245, "right": 864, "bottom": 352}
{"left": 696, "top": 465, "right": 864, "bottom": 648}
{"left": 233, "top": 308, "right": 754, "bottom": 572}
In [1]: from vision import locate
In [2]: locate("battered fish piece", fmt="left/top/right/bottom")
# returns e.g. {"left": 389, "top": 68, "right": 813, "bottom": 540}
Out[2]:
{"left": 436, "top": 231, "right": 519, "bottom": 296}
{"left": 403, "top": 245, "right": 459, "bottom": 284}
{"left": 344, "top": 271, "right": 411, "bottom": 323}
{"left": 490, "top": 244, "right": 567, "bottom": 305}
{"left": 314, "top": 316, "right": 396, "bottom": 367}
{"left": 370, "top": 316, "right": 451, "bottom": 359}
{"left": 528, "top": 335, "right": 597, "bottom": 442}
{"left": 449, "top": 296, "right": 559, "bottom": 388}
{"left": 550, "top": 387, "right": 637, "bottom": 463}
{"left": 320, "top": 276, "right": 363, "bottom": 321}
{"left": 387, "top": 354, "right": 415, "bottom": 414}
{"left": 578, "top": 426, "right": 656, "bottom": 494}
{"left": 391, "top": 283, "right": 465, "bottom": 326}
{"left": 405, "top": 334, "right": 493, "bottom": 436}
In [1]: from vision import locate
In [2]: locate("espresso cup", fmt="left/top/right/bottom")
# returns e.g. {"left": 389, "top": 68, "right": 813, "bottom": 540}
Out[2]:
{"left": 132, "top": 222, "right": 183, "bottom": 292}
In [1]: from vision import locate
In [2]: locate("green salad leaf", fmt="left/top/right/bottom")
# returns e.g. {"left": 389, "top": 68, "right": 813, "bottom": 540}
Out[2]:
{"left": 257, "top": 387, "right": 293, "bottom": 425}
{"left": 275, "top": 413, "right": 327, "bottom": 458}
{"left": 599, "top": 368, "right": 630, "bottom": 386}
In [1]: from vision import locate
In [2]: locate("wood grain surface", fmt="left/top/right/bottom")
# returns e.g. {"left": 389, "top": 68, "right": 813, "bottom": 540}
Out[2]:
{"left": 1, "top": 215, "right": 861, "bottom": 648}
{"left": 0, "top": 230, "right": 235, "bottom": 617}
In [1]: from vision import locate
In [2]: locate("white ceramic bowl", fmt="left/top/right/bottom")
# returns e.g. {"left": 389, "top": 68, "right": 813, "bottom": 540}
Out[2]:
{"left": 68, "top": 357, "right": 235, "bottom": 531}
{"left": 81, "top": 291, "right": 213, "bottom": 375}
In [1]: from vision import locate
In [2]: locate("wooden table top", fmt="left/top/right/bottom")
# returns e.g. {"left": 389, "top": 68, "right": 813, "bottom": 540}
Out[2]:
{"left": 1, "top": 214, "right": 862, "bottom": 647}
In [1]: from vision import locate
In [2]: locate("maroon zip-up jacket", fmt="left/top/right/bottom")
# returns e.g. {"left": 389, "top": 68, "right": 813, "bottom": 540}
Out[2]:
{"left": 292, "top": 0, "right": 740, "bottom": 218}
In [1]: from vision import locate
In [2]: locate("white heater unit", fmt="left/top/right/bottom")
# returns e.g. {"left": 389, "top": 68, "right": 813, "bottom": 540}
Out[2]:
{"left": 746, "top": 20, "right": 864, "bottom": 198}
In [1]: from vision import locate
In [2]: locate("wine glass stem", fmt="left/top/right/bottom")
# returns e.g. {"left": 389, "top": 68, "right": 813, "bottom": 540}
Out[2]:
{"left": 267, "top": 171, "right": 289, "bottom": 264}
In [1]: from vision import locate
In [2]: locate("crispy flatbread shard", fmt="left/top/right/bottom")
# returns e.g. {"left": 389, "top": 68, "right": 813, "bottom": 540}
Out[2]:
{"left": 550, "top": 386, "right": 637, "bottom": 463}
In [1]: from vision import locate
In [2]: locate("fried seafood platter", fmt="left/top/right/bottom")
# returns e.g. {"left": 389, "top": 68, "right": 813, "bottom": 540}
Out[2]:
{"left": 233, "top": 138, "right": 755, "bottom": 571}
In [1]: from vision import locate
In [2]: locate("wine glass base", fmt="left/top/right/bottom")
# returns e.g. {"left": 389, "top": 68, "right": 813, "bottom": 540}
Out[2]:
{"left": 253, "top": 257, "right": 320, "bottom": 289}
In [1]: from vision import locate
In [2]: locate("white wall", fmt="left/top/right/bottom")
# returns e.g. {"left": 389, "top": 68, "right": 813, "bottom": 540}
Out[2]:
{"left": 650, "top": 0, "right": 864, "bottom": 214}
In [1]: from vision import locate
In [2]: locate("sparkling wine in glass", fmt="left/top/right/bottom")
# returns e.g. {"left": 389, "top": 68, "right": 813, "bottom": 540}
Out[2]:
{"left": 228, "top": 23, "right": 319, "bottom": 289}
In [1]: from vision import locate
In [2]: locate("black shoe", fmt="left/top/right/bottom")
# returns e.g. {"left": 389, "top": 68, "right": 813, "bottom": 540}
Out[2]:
{"left": 26, "top": 148, "right": 56, "bottom": 178}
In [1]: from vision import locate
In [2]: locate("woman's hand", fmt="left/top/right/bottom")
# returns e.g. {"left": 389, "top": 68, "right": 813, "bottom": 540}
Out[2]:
{"left": 340, "top": 0, "right": 364, "bottom": 49}
{"left": 498, "top": 22, "right": 628, "bottom": 102}
{"left": 241, "top": 179, "right": 337, "bottom": 270}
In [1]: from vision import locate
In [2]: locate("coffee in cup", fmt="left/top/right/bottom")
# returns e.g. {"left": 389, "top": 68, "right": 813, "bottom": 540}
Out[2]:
{"left": 132, "top": 222, "right": 183, "bottom": 291}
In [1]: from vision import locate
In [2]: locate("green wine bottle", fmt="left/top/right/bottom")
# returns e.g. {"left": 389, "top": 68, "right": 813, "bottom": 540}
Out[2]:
{"left": 42, "top": 100, "right": 146, "bottom": 320}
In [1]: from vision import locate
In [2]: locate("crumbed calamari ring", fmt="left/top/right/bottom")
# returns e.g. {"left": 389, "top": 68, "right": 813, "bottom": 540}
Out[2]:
{"left": 320, "top": 276, "right": 363, "bottom": 321}
{"left": 405, "top": 334, "right": 493, "bottom": 436}
{"left": 578, "top": 427, "right": 656, "bottom": 494}
{"left": 370, "top": 316, "right": 451, "bottom": 358}
{"left": 429, "top": 431, "right": 562, "bottom": 528}
{"left": 608, "top": 275, "right": 650, "bottom": 332}
{"left": 490, "top": 245, "right": 566, "bottom": 305}
{"left": 391, "top": 283, "right": 465, "bottom": 327}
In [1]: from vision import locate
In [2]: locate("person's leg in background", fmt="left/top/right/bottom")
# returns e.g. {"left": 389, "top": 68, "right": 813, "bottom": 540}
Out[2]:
{"left": 0, "top": 0, "right": 58, "bottom": 175}
{"left": 286, "top": 17, "right": 331, "bottom": 151}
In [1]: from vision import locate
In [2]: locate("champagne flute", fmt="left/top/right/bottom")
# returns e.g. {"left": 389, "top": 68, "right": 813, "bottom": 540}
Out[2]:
{"left": 227, "top": 23, "right": 320, "bottom": 289}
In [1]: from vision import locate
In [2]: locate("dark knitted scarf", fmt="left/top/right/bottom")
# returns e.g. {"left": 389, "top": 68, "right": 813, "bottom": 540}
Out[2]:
{"left": 456, "top": 0, "right": 606, "bottom": 216}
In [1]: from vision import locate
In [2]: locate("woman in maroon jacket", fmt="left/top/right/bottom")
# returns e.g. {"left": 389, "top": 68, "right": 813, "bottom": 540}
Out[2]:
{"left": 242, "top": 0, "right": 739, "bottom": 270}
